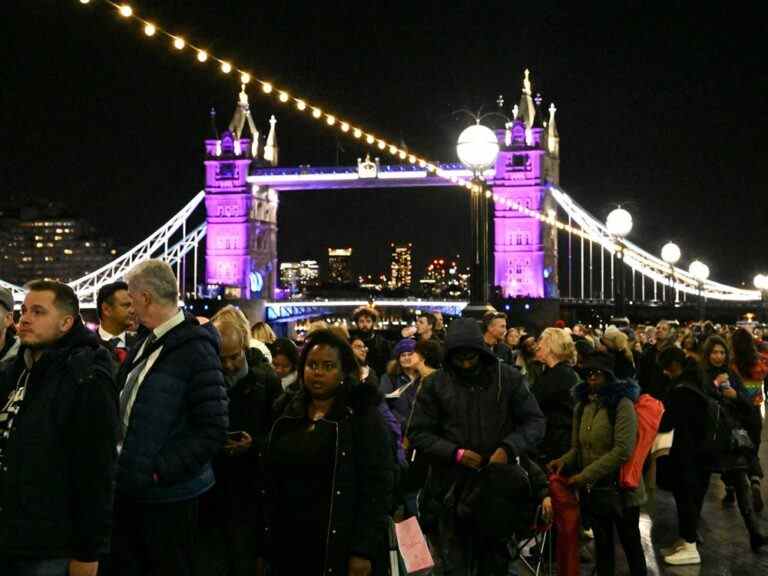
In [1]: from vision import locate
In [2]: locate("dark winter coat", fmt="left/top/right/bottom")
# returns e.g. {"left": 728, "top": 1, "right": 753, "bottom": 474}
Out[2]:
{"left": 265, "top": 381, "right": 395, "bottom": 576}
{"left": 532, "top": 361, "right": 578, "bottom": 461}
{"left": 359, "top": 331, "right": 391, "bottom": 379}
{"left": 0, "top": 319, "right": 119, "bottom": 562}
{"left": 638, "top": 344, "right": 672, "bottom": 402}
{"left": 116, "top": 315, "right": 228, "bottom": 502}
{"left": 409, "top": 319, "right": 546, "bottom": 509}
{"left": 561, "top": 376, "right": 646, "bottom": 509}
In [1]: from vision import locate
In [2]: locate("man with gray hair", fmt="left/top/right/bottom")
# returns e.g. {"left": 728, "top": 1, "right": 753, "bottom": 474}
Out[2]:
{"left": 111, "top": 260, "right": 228, "bottom": 576}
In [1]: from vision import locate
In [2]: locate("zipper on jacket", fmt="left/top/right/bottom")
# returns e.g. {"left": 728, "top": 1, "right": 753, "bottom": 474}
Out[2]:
{"left": 321, "top": 418, "right": 340, "bottom": 575}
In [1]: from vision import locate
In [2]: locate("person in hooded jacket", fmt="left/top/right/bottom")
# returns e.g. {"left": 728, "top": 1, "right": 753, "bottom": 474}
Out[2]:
{"left": 112, "top": 260, "right": 228, "bottom": 576}
{"left": 265, "top": 330, "right": 395, "bottom": 576}
{"left": 0, "top": 281, "right": 119, "bottom": 576}
{"left": 409, "top": 318, "right": 546, "bottom": 575}
{"left": 548, "top": 351, "right": 648, "bottom": 576}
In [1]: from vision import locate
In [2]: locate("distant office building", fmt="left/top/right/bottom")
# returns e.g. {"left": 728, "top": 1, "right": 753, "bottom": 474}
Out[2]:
{"left": 389, "top": 243, "right": 413, "bottom": 289}
{"left": 280, "top": 260, "right": 320, "bottom": 293}
{"left": 328, "top": 248, "right": 353, "bottom": 284}
{"left": 0, "top": 201, "right": 118, "bottom": 285}
{"left": 419, "top": 256, "right": 466, "bottom": 297}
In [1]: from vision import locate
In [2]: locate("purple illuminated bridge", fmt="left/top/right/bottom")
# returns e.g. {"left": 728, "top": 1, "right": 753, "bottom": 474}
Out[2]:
{"left": 204, "top": 72, "right": 561, "bottom": 301}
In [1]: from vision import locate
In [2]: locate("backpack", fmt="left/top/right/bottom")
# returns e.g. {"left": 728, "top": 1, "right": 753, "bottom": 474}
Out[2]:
{"left": 575, "top": 392, "right": 664, "bottom": 491}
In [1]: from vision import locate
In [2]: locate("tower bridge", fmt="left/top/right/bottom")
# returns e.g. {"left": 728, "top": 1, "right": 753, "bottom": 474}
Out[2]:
{"left": 1, "top": 71, "right": 762, "bottom": 324}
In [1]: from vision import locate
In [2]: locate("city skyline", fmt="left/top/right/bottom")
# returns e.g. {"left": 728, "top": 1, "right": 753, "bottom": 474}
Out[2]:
{"left": 5, "top": 4, "right": 767, "bottom": 288}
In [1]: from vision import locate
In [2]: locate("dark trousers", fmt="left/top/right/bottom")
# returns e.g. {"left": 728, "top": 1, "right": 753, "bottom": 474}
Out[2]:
{"left": 591, "top": 506, "right": 647, "bottom": 576}
{"left": 722, "top": 469, "right": 761, "bottom": 536}
{"left": 673, "top": 471, "right": 711, "bottom": 542}
{"left": 0, "top": 558, "right": 69, "bottom": 576}
{"left": 111, "top": 495, "right": 199, "bottom": 576}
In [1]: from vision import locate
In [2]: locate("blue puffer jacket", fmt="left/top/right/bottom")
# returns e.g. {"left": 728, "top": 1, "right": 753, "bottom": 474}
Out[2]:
{"left": 116, "top": 315, "right": 228, "bottom": 502}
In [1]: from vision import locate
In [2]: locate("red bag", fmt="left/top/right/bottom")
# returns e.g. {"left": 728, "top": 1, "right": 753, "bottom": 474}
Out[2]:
{"left": 549, "top": 474, "right": 580, "bottom": 576}
{"left": 619, "top": 394, "right": 664, "bottom": 490}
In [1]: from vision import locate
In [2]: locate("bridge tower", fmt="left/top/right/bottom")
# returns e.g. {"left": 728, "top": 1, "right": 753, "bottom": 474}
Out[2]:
{"left": 204, "top": 86, "right": 277, "bottom": 299}
{"left": 491, "top": 69, "right": 560, "bottom": 298}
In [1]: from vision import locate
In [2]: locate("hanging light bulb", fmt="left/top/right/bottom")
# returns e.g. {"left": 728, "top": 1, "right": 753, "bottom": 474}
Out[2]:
{"left": 196, "top": 50, "right": 208, "bottom": 62}
{"left": 220, "top": 61, "right": 231, "bottom": 73}
{"left": 144, "top": 23, "right": 156, "bottom": 36}
{"left": 118, "top": 4, "right": 133, "bottom": 17}
{"left": 173, "top": 36, "right": 185, "bottom": 50}
{"left": 262, "top": 83, "right": 273, "bottom": 94}
{"left": 240, "top": 72, "right": 251, "bottom": 84}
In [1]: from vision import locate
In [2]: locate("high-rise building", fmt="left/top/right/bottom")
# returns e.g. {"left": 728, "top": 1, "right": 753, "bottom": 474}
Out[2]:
{"left": 419, "top": 256, "right": 467, "bottom": 297}
{"left": 0, "top": 202, "right": 118, "bottom": 285}
{"left": 389, "top": 243, "right": 413, "bottom": 288}
{"left": 328, "top": 248, "right": 353, "bottom": 284}
{"left": 280, "top": 260, "right": 319, "bottom": 293}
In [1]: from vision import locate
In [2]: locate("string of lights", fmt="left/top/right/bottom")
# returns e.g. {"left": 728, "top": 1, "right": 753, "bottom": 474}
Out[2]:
{"left": 76, "top": 1, "right": 622, "bottom": 250}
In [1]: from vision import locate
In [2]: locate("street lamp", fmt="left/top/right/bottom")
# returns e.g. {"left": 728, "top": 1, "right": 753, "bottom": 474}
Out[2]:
{"left": 754, "top": 274, "right": 768, "bottom": 322}
{"left": 457, "top": 122, "right": 500, "bottom": 311}
{"left": 661, "top": 242, "right": 681, "bottom": 303}
{"left": 689, "top": 260, "right": 710, "bottom": 320}
{"left": 606, "top": 207, "right": 633, "bottom": 317}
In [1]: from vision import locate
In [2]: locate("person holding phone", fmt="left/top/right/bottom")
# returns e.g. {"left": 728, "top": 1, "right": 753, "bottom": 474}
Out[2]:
{"left": 194, "top": 318, "right": 277, "bottom": 576}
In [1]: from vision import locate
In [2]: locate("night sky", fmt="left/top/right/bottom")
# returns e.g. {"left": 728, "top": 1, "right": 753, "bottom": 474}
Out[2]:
{"left": 3, "top": 2, "right": 767, "bottom": 285}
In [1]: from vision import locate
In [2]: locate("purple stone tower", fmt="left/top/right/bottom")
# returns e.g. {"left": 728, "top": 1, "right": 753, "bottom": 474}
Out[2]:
{"left": 204, "top": 88, "right": 277, "bottom": 299}
{"left": 492, "top": 70, "right": 560, "bottom": 298}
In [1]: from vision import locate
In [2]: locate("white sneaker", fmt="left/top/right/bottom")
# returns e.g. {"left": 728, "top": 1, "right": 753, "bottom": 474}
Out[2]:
{"left": 664, "top": 542, "right": 701, "bottom": 565}
{"left": 660, "top": 538, "right": 685, "bottom": 557}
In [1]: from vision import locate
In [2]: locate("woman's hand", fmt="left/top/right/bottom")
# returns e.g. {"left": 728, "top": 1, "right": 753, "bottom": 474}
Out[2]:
{"left": 546, "top": 458, "right": 565, "bottom": 475}
{"left": 722, "top": 387, "right": 737, "bottom": 399}
{"left": 349, "top": 556, "right": 372, "bottom": 576}
{"left": 541, "top": 497, "right": 553, "bottom": 523}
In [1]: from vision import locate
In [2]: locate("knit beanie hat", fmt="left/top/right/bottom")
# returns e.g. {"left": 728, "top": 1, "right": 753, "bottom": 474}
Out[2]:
{"left": 393, "top": 338, "right": 416, "bottom": 358}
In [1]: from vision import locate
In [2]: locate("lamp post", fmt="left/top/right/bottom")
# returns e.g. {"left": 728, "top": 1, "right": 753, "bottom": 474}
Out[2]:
{"left": 606, "top": 207, "right": 633, "bottom": 318}
{"left": 689, "top": 260, "right": 710, "bottom": 321}
{"left": 457, "top": 122, "right": 500, "bottom": 312}
{"left": 754, "top": 274, "right": 768, "bottom": 322}
{"left": 661, "top": 242, "right": 681, "bottom": 304}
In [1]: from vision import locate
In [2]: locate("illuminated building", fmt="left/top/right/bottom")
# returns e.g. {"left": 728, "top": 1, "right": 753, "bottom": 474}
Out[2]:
{"left": 280, "top": 260, "right": 319, "bottom": 293}
{"left": 328, "top": 248, "right": 353, "bottom": 284}
{"left": 419, "top": 256, "right": 467, "bottom": 297}
{"left": 0, "top": 202, "right": 118, "bottom": 284}
{"left": 389, "top": 243, "right": 413, "bottom": 288}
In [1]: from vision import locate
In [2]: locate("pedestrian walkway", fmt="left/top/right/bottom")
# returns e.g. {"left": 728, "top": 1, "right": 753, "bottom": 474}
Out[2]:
{"left": 579, "top": 422, "right": 768, "bottom": 575}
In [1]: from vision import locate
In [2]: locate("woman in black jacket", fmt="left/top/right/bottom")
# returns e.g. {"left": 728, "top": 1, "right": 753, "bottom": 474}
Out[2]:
{"left": 532, "top": 327, "right": 579, "bottom": 464}
{"left": 265, "top": 330, "right": 395, "bottom": 576}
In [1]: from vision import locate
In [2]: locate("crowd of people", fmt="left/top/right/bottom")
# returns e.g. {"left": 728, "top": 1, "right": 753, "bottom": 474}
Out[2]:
{"left": 0, "top": 266, "right": 767, "bottom": 575}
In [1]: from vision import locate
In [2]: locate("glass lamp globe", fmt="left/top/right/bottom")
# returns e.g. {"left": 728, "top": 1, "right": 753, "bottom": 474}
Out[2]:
{"left": 456, "top": 123, "right": 500, "bottom": 170}
{"left": 689, "top": 260, "right": 710, "bottom": 281}
{"left": 606, "top": 208, "right": 633, "bottom": 237}
{"left": 661, "top": 242, "right": 681, "bottom": 265}
{"left": 754, "top": 274, "right": 768, "bottom": 290}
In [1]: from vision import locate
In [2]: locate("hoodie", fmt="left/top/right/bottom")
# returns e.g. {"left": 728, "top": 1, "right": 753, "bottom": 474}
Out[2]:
{"left": 409, "top": 318, "right": 545, "bottom": 505}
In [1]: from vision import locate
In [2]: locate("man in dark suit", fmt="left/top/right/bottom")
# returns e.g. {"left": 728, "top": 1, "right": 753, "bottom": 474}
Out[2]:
{"left": 96, "top": 282, "right": 137, "bottom": 367}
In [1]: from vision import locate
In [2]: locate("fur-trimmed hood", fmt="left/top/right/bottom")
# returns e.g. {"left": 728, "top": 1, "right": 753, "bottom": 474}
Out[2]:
{"left": 572, "top": 375, "right": 640, "bottom": 409}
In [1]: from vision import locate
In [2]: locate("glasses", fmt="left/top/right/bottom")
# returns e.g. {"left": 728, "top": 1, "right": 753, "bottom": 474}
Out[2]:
{"left": 352, "top": 344, "right": 368, "bottom": 351}
{"left": 584, "top": 369, "right": 603, "bottom": 378}
{"left": 306, "top": 361, "right": 339, "bottom": 373}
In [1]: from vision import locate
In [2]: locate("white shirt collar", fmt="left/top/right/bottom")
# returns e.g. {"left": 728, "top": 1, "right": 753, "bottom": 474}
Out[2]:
{"left": 98, "top": 326, "right": 126, "bottom": 346}
{"left": 152, "top": 309, "right": 185, "bottom": 340}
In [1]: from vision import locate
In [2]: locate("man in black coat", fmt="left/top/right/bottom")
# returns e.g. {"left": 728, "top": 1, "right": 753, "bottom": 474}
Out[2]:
{"left": 194, "top": 318, "right": 279, "bottom": 576}
{"left": 352, "top": 306, "right": 391, "bottom": 377}
{"left": 410, "top": 318, "right": 546, "bottom": 575}
{"left": 112, "top": 260, "right": 228, "bottom": 576}
{"left": 0, "top": 280, "right": 119, "bottom": 576}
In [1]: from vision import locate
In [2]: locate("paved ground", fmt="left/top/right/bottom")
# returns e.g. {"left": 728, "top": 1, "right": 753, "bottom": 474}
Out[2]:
{"left": 574, "top": 420, "right": 768, "bottom": 576}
